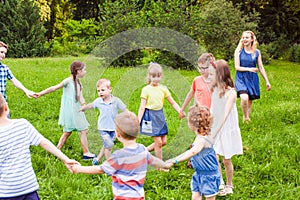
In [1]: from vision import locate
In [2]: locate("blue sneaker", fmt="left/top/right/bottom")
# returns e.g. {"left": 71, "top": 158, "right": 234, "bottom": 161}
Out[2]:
{"left": 82, "top": 152, "right": 96, "bottom": 161}
{"left": 92, "top": 158, "right": 99, "bottom": 165}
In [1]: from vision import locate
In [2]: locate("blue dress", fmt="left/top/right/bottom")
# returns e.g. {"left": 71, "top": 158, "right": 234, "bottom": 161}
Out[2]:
{"left": 190, "top": 136, "right": 220, "bottom": 197}
{"left": 58, "top": 77, "right": 89, "bottom": 132}
{"left": 235, "top": 48, "right": 260, "bottom": 100}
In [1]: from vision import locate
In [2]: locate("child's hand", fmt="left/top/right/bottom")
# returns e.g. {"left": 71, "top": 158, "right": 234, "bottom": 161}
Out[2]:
{"left": 164, "top": 161, "right": 174, "bottom": 169}
{"left": 179, "top": 110, "right": 186, "bottom": 119}
{"left": 71, "top": 163, "right": 82, "bottom": 174}
{"left": 64, "top": 159, "right": 80, "bottom": 173}
{"left": 266, "top": 83, "right": 271, "bottom": 91}
{"left": 249, "top": 68, "right": 259, "bottom": 73}
{"left": 26, "top": 91, "right": 36, "bottom": 98}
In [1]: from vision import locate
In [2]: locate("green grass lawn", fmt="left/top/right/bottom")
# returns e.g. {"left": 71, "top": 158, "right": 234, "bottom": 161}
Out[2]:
{"left": 4, "top": 56, "right": 300, "bottom": 199}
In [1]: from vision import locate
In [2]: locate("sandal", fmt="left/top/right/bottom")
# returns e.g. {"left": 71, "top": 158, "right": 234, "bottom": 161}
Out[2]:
{"left": 218, "top": 185, "right": 233, "bottom": 196}
{"left": 219, "top": 182, "right": 225, "bottom": 190}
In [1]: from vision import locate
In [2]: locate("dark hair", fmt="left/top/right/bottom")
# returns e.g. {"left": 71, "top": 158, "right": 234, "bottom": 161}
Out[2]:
{"left": 70, "top": 61, "right": 85, "bottom": 102}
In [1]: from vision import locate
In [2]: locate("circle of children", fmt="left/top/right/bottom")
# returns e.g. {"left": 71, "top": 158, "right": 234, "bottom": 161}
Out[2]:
{"left": 0, "top": 30, "right": 271, "bottom": 200}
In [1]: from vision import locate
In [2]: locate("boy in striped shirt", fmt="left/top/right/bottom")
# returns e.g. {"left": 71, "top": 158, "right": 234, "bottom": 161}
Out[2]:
{"left": 72, "top": 111, "right": 169, "bottom": 200}
{"left": 0, "top": 93, "right": 78, "bottom": 199}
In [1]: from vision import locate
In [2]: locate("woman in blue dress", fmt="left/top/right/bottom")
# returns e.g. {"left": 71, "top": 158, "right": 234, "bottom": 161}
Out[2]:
{"left": 234, "top": 31, "right": 271, "bottom": 122}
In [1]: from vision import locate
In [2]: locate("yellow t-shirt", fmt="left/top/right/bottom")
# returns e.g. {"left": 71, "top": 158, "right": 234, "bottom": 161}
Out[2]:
{"left": 141, "top": 84, "right": 171, "bottom": 110}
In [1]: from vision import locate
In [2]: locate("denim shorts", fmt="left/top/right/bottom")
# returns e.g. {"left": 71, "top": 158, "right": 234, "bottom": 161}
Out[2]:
{"left": 98, "top": 130, "right": 115, "bottom": 148}
{"left": 190, "top": 171, "right": 220, "bottom": 197}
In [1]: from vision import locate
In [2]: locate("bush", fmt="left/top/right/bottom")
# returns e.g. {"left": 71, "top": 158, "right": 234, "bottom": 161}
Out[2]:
{"left": 288, "top": 44, "right": 300, "bottom": 63}
{"left": 0, "top": 0, "right": 49, "bottom": 58}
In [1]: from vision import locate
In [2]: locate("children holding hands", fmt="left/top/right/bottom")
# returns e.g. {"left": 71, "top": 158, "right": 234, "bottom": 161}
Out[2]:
{"left": 167, "top": 105, "right": 220, "bottom": 200}
{"left": 34, "top": 61, "right": 95, "bottom": 160}
{"left": 138, "top": 62, "right": 181, "bottom": 160}
{"left": 179, "top": 53, "right": 215, "bottom": 119}
{"left": 79, "top": 78, "right": 127, "bottom": 165}
{"left": 72, "top": 111, "right": 169, "bottom": 200}
{"left": 0, "top": 93, "right": 79, "bottom": 199}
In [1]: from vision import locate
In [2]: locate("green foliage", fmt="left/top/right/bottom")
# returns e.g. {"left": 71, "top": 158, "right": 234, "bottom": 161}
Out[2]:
{"left": 49, "top": 19, "right": 101, "bottom": 56}
{"left": 288, "top": 44, "right": 300, "bottom": 63}
{"left": 3, "top": 56, "right": 300, "bottom": 199}
{"left": 0, "top": 0, "right": 49, "bottom": 57}
{"left": 194, "top": 0, "right": 260, "bottom": 59}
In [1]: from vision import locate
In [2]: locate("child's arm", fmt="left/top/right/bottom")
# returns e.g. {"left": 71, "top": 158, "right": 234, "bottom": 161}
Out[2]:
{"left": 179, "top": 89, "right": 195, "bottom": 119}
{"left": 150, "top": 155, "right": 170, "bottom": 170}
{"left": 10, "top": 77, "right": 35, "bottom": 98}
{"left": 72, "top": 165, "right": 105, "bottom": 174}
{"left": 137, "top": 98, "right": 147, "bottom": 122}
{"left": 39, "top": 138, "right": 79, "bottom": 173}
{"left": 170, "top": 137, "right": 205, "bottom": 164}
{"left": 234, "top": 50, "right": 259, "bottom": 73}
{"left": 37, "top": 81, "right": 64, "bottom": 97}
{"left": 166, "top": 96, "right": 181, "bottom": 114}
{"left": 79, "top": 103, "right": 93, "bottom": 112}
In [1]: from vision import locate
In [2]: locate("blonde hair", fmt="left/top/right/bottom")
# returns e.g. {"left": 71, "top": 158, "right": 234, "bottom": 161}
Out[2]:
{"left": 235, "top": 30, "right": 258, "bottom": 58}
{"left": 96, "top": 78, "right": 112, "bottom": 89}
{"left": 188, "top": 105, "right": 212, "bottom": 136}
{"left": 198, "top": 53, "right": 215, "bottom": 68}
{"left": 146, "top": 62, "right": 162, "bottom": 84}
{"left": 0, "top": 41, "right": 8, "bottom": 50}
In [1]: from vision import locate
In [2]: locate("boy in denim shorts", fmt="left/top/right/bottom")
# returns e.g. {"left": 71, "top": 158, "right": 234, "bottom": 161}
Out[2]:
{"left": 80, "top": 78, "right": 127, "bottom": 165}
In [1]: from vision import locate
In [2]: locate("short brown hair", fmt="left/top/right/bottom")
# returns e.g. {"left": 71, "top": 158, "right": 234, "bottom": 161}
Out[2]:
{"left": 115, "top": 111, "right": 139, "bottom": 140}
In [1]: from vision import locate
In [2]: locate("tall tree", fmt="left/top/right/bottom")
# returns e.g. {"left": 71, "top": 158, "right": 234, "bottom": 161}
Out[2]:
{"left": 0, "top": 0, "right": 48, "bottom": 57}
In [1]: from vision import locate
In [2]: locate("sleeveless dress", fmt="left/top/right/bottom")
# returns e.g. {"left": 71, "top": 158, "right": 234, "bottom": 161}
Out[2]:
{"left": 58, "top": 77, "right": 89, "bottom": 132}
{"left": 212, "top": 89, "right": 243, "bottom": 159}
{"left": 235, "top": 48, "right": 260, "bottom": 100}
{"left": 190, "top": 136, "right": 220, "bottom": 197}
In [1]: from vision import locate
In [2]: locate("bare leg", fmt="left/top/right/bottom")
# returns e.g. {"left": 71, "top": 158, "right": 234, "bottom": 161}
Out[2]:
{"left": 104, "top": 148, "right": 112, "bottom": 159}
{"left": 240, "top": 94, "right": 250, "bottom": 122}
{"left": 248, "top": 100, "right": 253, "bottom": 119}
{"left": 96, "top": 146, "right": 105, "bottom": 161}
{"left": 57, "top": 132, "right": 72, "bottom": 149}
{"left": 222, "top": 157, "right": 234, "bottom": 187}
{"left": 152, "top": 136, "right": 163, "bottom": 159}
{"left": 79, "top": 129, "right": 89, "bottom": 154}
{"left": 216, "top": 155, "right": 225, "bottom": 188}
{"left": 206, "top": 196, "right": 216, "bottom": 200}
{"left": 147, "top": 134, "right": 167, "bottom": 152}
{"left": 191, "top": 192, "right": 202, "bottom": 200}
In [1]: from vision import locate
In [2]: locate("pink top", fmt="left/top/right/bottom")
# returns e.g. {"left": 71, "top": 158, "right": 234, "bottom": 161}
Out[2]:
{"left": 191, "top": 76, "right": 212, "bottom": 108}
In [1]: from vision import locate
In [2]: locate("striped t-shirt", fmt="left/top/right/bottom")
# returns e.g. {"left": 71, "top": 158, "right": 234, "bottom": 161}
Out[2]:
{"left": 100, "top": 144, "right": 154, "bottom": 200}
{"left": 0, "top": 119, "right": 44, "bottom": 198}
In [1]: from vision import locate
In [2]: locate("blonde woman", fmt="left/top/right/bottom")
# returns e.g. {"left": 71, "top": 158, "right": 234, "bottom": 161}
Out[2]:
{"left": 234, "top": 31, "right": 271, "bottom": 122}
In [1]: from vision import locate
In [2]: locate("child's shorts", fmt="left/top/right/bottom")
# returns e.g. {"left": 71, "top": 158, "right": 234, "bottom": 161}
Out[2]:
{"left": 98, "top": 130, "right": 115, "bottom": 148}
{"left": 190, "top": 171, "right": 220, "bottom": 197}
{"left": 7, "top": 191, "right": 40, "bottom": 200}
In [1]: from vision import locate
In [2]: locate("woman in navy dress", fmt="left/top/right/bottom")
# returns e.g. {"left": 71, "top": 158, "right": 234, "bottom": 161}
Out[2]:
{"left": 234, "top": 31, "right": 271, "bottom": 122}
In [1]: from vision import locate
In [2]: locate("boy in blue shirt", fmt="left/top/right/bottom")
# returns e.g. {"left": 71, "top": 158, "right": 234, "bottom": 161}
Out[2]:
{"left": 80, "top": 78, "right": 127, "bottom": 165}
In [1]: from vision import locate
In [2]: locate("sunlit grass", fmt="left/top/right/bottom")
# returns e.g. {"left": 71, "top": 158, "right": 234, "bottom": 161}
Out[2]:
{"left": 4, "top": 57, "right": 300, "bottom": 199}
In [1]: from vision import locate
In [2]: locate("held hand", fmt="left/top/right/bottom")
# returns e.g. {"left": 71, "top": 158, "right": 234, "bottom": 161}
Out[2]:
{"left": 26, "top": 91, "right": 36, "bottom": 98}
{"left": 266, "top": 83, "right": 271, "bottom": 91}
{"left": 164, "top": 161, "right": 174, "bottom": 169}
{"left": 71, "top": 163, "right": 82, "bottom": 174}
{"left": 179, "top": 110, "right": 186, "bottom": 120}
{"left": 64, "top": 159, "right": 80, "bottom": 173}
